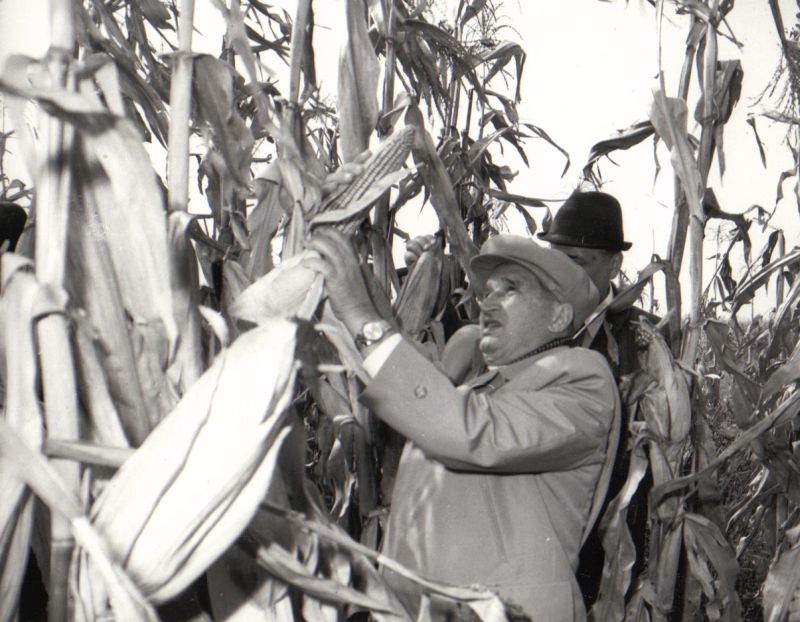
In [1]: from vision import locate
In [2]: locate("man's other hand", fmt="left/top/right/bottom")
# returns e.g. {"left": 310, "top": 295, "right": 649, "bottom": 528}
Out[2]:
{"left": 304, "top": 229, "right": 381, "bottom": 336}
{"left": 403, "top": 233, "right": 439, "bottom": 268}
{"left": 321, "top": 151, "right": 371, "bottom": 196}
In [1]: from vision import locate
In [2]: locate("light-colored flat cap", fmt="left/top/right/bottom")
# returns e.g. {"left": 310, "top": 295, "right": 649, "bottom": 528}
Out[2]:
{"left": 470, "top": 234, "right": 600, "bottom": 329}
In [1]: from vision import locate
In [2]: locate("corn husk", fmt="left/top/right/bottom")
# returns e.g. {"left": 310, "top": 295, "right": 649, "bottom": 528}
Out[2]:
{"left": 393, "top": 240, "right": 443, "bottom": 336}
{"left": 229, "top": 251, "right": 324, "bottom": 324}
{"left": 82, "top": 318, "right": 299, "bottom": 607}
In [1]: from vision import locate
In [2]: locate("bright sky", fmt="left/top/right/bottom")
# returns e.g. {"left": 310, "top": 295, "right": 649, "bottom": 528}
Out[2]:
{"left": 1, "top": 0, "right": 796, "bottom": 315}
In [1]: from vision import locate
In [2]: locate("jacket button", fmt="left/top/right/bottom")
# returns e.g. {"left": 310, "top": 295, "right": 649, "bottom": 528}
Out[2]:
{"left": 414, "top": 385, "right": 427, "bottom": 399}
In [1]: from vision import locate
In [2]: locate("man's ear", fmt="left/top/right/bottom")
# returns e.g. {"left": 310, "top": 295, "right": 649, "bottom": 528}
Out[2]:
{"left": 609, "top": 252, "right": 623, "bottom": 280}
{"left": 549, "top": 303, "right": 574, "bottom": 333}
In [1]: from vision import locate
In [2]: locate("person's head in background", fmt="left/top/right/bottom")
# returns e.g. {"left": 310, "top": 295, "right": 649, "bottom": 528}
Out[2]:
{"left": 538, "top": 191, "right": 631, "bottom": 300}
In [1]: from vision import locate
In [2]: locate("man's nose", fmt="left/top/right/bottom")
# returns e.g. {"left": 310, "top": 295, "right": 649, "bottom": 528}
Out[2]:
{"left": 478, "top": 291, "right": 501, "bottom": 311}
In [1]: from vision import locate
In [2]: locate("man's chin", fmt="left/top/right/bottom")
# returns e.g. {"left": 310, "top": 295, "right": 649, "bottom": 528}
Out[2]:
{"left": 479, "top": 337, "right": 501, "bottom": 366}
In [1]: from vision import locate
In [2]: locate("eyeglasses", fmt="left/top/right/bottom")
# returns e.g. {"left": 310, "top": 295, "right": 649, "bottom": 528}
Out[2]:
{"left": 474, "top": 285, "right": 518, "bottom": 308}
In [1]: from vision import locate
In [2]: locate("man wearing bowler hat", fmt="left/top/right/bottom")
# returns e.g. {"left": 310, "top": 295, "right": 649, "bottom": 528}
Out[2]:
{"left": 305, "top": 229, "right": 619, "bottom": 621}
{"left": 539, "top": 190, "right": 659, "bottom": 609}
{"left": 538, "top": 190, "right": 653, "bottom": 378}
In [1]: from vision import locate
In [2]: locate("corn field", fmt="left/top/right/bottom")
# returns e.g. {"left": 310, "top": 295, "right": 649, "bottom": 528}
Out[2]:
{"left": 1, "top": 0, "right": 800, "bottom": 620}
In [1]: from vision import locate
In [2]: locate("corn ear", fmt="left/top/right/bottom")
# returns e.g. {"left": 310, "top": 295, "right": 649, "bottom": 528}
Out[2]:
{"left": 309, "top": 126, "right": 416, "bottom": 233}
{"left": 83, "top": 318, "right": 299, "bottom": 606}
{"left": 230, "top": 251, "right": 324, "bottom": 324}
{"left": 393, "top": 240, "right": 443, "bottom": 336}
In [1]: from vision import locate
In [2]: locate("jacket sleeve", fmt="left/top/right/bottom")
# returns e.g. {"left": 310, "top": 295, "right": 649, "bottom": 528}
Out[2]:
{"left": 360, "top": 338, "right": 618, "bottom": 473}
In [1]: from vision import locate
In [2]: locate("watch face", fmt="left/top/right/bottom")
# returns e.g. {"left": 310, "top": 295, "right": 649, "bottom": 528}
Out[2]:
{"left": 363, "top": 321, "right": 387, "bottom": 341}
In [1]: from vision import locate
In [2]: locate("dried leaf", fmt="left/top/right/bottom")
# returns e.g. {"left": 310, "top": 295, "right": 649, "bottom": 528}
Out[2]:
{"left": 244, "top": 166, "right": 286, "bottom": 280}
{"left": 0, "top": 256, "right": 44, "bottom": 622}
{"left": 73, "top": 313, "right": 129, "bottom": 448}
{"left": 406, "top": 104, "right": 479, "bottom": 278}
{"left": 649, "top": 90, "right": 704, "bottom": 224}
{"left": 763, "top": 527, "right": 800, "bottom": 622}
{"left": 338, "top": 0, "right": 380, "bottom": 162}
{"left": 583, "top": 120, "right": 655, "bottom": 181}
{"left": 683, "top": 513, "right": 741, "bottom": 621}
{"left": 68, "top": 158, "right": 162, "bottom": 443}
{"left": 193, "top": 55, "right": 254, "bottom": 188}
{"left": 0, "top": 420, "right": 157, "bottom": 621}
{"left": 591, "top": 444, "right": 648, "bottom": 622}
{"left": 731, "top": 247, "right": 800, "bottom": 314}
{"left": 167, "top": 211, "right": 203, "bottom": 394}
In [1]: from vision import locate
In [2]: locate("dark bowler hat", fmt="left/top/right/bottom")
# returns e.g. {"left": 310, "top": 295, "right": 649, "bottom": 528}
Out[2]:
{"left": 537, "top": 191, "right": 632, "bottom": 251}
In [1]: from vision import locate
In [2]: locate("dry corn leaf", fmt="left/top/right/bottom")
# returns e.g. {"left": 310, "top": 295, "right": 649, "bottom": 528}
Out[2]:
{"left": 683, "top": 513, "right": 741, "bottom": 621}
{"left": 73, "top": 313, "right": 129, "bottom": 448}
{"left": 763, "top": 525, "right": 800, "bottom": 622}
{"left": 0, "top": 420, "right": 157, "bottom": 621}
{"left": 193, "top": 55, "right": 254, "bottom": 189}
{"left": 67, "top": 170, "right": 152, "bottom": 445}
{"left": 0, "top": 256, "right": 43, "bottom": 622}
{"left": 254, "top": 541, "right": 401, "bottom": 614}
{"left": 90, "top": 319, "right": 299, "bottom": 603}
{"left": 590, "top": 443, "right": 648, "bottom": 622}
{"left": 650, "top": 90, "right": 704, "bottom": 225}
{"left": 245, "top": 164, "right": 286, "bottom": 280}
{"left": 167, "top": 211, "right": 204, "bottom": 394}
{"left": 405, "top": 104, "right": 479, "bottom": 278}
{"left": 221, "top": 259, "right": 253, "bottom": 318}
{"left": 78, "top": 120, "right": 176, "bottom": 350}
{"left": 337, "top": 0, "right": 380, "bottom": 163}
{"left": 731, "top": 247, "right": 800, "bottom": 315}
{"left": 651, "top": 391, "right": 800, "bottom": 507}
{"left": 261, "top": 502, "right": 512, "bottom": 621}
{"left": 582, "top": 117, "right": 654, "bottom": 183}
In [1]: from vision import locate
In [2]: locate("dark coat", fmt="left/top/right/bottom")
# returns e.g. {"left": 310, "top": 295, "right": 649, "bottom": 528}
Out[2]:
{"left": 576, "top": 303, "right": 660, "bottom": 608}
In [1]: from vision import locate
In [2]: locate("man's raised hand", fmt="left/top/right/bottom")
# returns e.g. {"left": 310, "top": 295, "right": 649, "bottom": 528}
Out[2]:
{"left": 303, "top": 229, "right": 382, "bottom": 337}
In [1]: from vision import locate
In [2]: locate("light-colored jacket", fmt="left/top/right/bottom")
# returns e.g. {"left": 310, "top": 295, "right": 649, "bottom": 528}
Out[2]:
{"left": 361, "top": 339, "right": 619, "bottom": 621}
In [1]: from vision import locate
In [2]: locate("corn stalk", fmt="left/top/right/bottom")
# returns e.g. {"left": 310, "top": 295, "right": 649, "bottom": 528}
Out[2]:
{"left": 34, "top": 1, "right": 80, "bottom": 619}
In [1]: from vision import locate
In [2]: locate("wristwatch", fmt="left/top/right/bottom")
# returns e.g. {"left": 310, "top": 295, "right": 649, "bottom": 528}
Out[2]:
{"left": 354, "top": 319, "right": 394, "bottom": 350}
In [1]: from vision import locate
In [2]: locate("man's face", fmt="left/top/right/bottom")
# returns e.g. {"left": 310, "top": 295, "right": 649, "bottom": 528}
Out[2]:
{"left": 478, "top": 263, "right": 557, "bottom": 366}
{"left": 548, "top": 244, "right": 620, "bottom": 298}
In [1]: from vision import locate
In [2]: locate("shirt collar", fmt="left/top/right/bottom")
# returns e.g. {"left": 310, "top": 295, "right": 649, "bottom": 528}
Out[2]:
{"left": 490, "top": 344, "right": 572, "bottom": 381}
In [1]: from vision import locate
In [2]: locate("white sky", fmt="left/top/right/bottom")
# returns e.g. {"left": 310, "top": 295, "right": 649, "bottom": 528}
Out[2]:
{"left": 1, "top": 0, "right": 797, "bottom": 314}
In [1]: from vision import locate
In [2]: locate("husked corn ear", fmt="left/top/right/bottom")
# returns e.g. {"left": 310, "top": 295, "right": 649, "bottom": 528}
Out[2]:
{"left": 393, "top": 241, "right": 443, "bottom": 337}
{"left": 310, "top": 126, "right": 416, "bottom": 233}
{"left": 85, "top": 319, "right": 298, "bottom": 604}
{"left": 229, "top": 251, "right": 325, "bottom": 324}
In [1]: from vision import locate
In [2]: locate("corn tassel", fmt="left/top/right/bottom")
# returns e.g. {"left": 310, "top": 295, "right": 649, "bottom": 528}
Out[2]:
{"left": 78, "top": 318, "right": 299, "bottom": 612}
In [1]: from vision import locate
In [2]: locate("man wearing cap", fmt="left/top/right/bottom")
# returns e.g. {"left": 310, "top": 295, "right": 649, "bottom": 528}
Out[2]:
{"left": 305, "top": 229, "right": 619, "bottom": 621}
{"left": 538, "top": 190, "right": 659, "bottom": 609}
